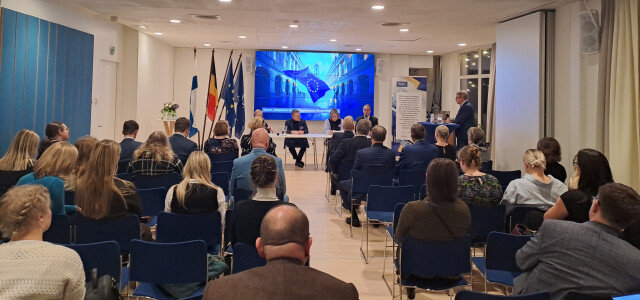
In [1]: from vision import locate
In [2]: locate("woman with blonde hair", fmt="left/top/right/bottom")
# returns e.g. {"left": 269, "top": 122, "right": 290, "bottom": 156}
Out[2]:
{"left": 204, "top": 120, "right": 239, "bottom": 156}
{"left": 434, "top": 125, "right": 455, "bottom": 161}
{"left": 38, "top": 121, "right": 70, "bottom": 158}
{"left": 240, "top": 117, "right": 277, "bottom": 156}
{"left": 164, "top": 151, "right": 225, "bottom": 218}
{"left": 0, "top": 185, "right": 85, "bottom": 299}
{"left": 457, "top": 145, "right": 502, "bottom": 207}
{"left": 76, "top": 140, "right": 142, "bottom": 219}
{"left": 17, "top": 142, "right": 78, "bottom": 215}
{"left": 0, "top": 130, "right": 40, "bottom": 197}
{"left": 501, "top": 149, "right": 567, "bottom": 211}
{"left": 128, "top": 131, "right": 183, "bottom": 175}
{"left": 63, "top": 135, "right": 99, "bottom": 191}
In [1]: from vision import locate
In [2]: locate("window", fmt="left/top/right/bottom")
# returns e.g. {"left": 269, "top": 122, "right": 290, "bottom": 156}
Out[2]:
{"left": 459, "top": 48, "right": 492, "bottom": 128}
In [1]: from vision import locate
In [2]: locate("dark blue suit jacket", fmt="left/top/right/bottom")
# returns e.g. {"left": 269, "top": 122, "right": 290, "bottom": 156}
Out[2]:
{"left": 169, "top": 133, "right": 198, "bottom": 165}
{"left": 353, "top": 143, "right": 395, "bottom": 174}
{"left": 394, "top": 140, "right": 439, "bottom": 176}
{"left": 329, "top": 135, "right": 371, "bottom": 174}
{"left": 284, "top": 119, "right": 309, "bottom": 148}
{"left": 453, "top": 101, "right": 475, "bottom": 149}
{"left": 119, "top": 138, "right": 142, "bottom": 165}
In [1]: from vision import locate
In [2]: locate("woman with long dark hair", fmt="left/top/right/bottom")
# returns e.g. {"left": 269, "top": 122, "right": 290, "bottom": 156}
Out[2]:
{"left": 38, "top": 122, "right": 70, "bottom": 158}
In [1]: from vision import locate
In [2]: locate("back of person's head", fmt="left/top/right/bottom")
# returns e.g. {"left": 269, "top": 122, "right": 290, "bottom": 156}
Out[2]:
{"left": 467, "top": 127, "right": 485, "bottom": 145}
{"left": 122, "top": 120, "right": 139, "bottom": 136}
{"left": 44, "top": 122, "right": 65, "bottom": 139}
{"left": 356, "top": 119, "right": 372, "bottom": 135}
{"left": 76, "top": 140, "right": 122, "bottom": 219}
{"left": 251, "top": 155, "right": 278, "bottom": 188}
{"left": 0, "top": 129, "right": 39, "bottom": 171}
{"left": 259, "top": 205, "right": 310, "bottom": 262}
{"left": 371, "top": 126, "right": 386, "bottom": 143}
{"left": 575, "top": 148, "right": 613, "bottom": 196}
{"left": 75, "top": 136, "right": 99, "bottom": 174}
{"left": 248, "top": 117, "right": 264, "bottom": 131}
{"left": 135, "top": 131, "right": 174, "bottom": 162}
{"left": 435, "top": 125, "right": 449, "bottom": 141}
{"left": 175, "top": 151, "right": 217, "bottom": 206}
{"left": 251, "top": 128, "right": 269, "bottom": 150}
{"left": 34, "top": 142, "right": 78, "bottom": 179}
{"left": 342, "top": 116, "right": 355, "bottom": 131}
{"left": 213, "top": 120, "right": 230, "bottom": 136}
{"left": 458, "top": 145, "right": 482, "bottom": 169}
{"left": 410, "top": 124, "right": 426, "bottom": 141}
{"left": 597, "top": 183, "right": 640, "bottom": 229}
{"left": 523, "top": 149, "right": 546, "bottom": 170}
{"left": 537, "top": 137, "right": 562, "bottom": 164}
{"left": 0, "top": 185, "right": 51, "bottom": 240}
{"left": 174, "top": 117, "right": 190, "bottom": 133}
{"left": 426, "top": 158, "right": 459, "bottom": 203}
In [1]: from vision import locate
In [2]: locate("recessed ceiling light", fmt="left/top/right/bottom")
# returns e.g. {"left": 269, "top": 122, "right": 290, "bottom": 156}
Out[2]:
{"left": 170, "top": 19, "right": 181, "bottom": 23}
{"left": 289, "top": 24, "right": 299, "bottom": 28}
{"left": 137, "top": 25, "right": 148, "bottom": 29}
{"left": 399, "top": 28, "right": 409, "bottom": 32}
{"left": 154, "top": 32, "right": 163, "bottom": 35}
{"left": 355, "top": 48, "right": 362, "bottom": 51}
{"left": 238, "top": 35, "right": 247, "bottom": 39}
{"left": 458, "top": 43, "right": 467, "bottom": 46}
{"left": 329, "top": 39, "right": 337, "bottom": 42}
{"left": 203, "top": 43, "right": 211, "bottom": 46}
{"left": 426, "top": 50, "right": 434, "bottom": 53}
{"left": 372, "top": 5, "right": 385, "bottom": 10}
{"left": 219, "top": 0, "right": 231, "bottom": 2}
{"left": 281, "top": 46, "right": 288, "bottom": 49}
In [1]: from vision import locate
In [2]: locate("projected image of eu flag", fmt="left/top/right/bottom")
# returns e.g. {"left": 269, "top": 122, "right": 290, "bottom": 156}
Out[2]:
{"left": 254, "top": 51, "right": 376, "bottom": 121}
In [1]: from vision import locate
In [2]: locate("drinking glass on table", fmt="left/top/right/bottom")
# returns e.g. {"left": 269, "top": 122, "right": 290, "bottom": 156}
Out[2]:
{"left": 282, "top": 126, "right": 287, "bottom": 135}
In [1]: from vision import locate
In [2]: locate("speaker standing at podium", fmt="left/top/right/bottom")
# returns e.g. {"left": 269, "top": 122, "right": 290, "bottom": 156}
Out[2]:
{"left": 446, "top": 90, "right": 475, "bottom": 150}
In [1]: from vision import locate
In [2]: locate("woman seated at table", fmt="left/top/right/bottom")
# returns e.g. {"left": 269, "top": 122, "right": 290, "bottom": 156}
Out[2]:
{"left": 323, "top": 108, "right": 342, "bottom": 134}
{"left": 240, "top": 117, "right": 277, "bottom": 156}
{"left": 128, "top": 131, "right": 183, "bottom": 176}
{"left": 204, "top": 120, "right": 239, "bottom": 157}
{"left": 0, "top": 130, "right": 39, "bottom": 197}
{"left": 254, "top": 109, "right": 272, "bottom": 133}
{"left": 164, "top": 151, "right": 226, "bottom": 218}
{"left": 0, "top": 185, "right": 85, "bottom": 299}
{"left": 457, "top": 145, "right": 502, "bottom": 207}
{"left": 435, "top": 125, "right": 456, "bottom": 161}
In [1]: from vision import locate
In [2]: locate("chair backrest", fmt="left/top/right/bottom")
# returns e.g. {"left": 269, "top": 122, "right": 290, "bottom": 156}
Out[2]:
{"left": 398, "top": 169, "right": 426, "bottom": 198}
{"left": 211, "top": 160, "right": 233, "bottom": 176}
{"left": 419, "top": 183, "right": 427, "bottom": 200}
{"left": 366, "top": 185, "right": 414, "bottom": 213}
{"left": 43, "top": 214, "right": 72, "bottom": 244}
{"left": 351, "top": 170, "right": 394, "bottom": 194}
{"left": 468, "top": 205, "right": 506, "bottom": 244}
{"left": 393, "top": 203, "right": 406, "bottom": 236}
{"left": 137, "top": 187, "right": 167, "bottom": 217}
{"left": 480, "top": 160, "right": 493, "bottom": 172}
{"left": 232, "top": 242, "right": 266, "bottom": 274}
{"left": 207, "top": 151, "right": 238, "bottom": 163}
{"left": 224, "top": 209, "right": 233, "bottom": 246}
{"left": 129, "top": 239, "right": 208, "bottom": 284}
{"left": 133, "top": 173, "right": 181, "bottom": 190}
{"left": 73, "top": 214, "right": 140, "bottom": 252}
{"left": 115, "top": 173, "right": 133, "bottom": 182}
{"left": 64, "top": 191, "right": 75, "bottom": 205}
{"left": 485, "top": 170, "right": 521, "bottom": 189}
{"left": 232, "top": 188, "right": 254, "bottom": 204}
{"left": 400, "top": 235, "right": 471, "bottom": 278}
{"left": 156, "top": 211, "right": 222, "bottom": 251}
{"left": 211, "top": 172, "right": 230, "bottom": 196}
{"left": 455, "top": 290, "right": 550, "bottom": 300}
{"left": 485, "top": 231, "right": 532, "bottom": 272}
{"left": 64, "top": 241, "right": 121, "bottom": 283}
{"left": 117, "top": 162, "right": 130, "bottom": 175}
{"left": 340, "top": 161, "right": 354, "bottom": 181}
{"left": 508, "top": 206, "right": 545, "bottom": 231}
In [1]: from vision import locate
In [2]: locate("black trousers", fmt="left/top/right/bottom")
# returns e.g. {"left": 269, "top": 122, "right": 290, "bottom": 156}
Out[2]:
{"left": 288, "top": 146, "right": 306, "bottom": 161}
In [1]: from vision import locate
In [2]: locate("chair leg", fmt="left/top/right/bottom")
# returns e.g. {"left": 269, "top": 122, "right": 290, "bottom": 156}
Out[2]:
{"left": 349, "top": 200, "right": 354, "bottom": 237}
{"left": 360, "top": 209, "right": 368, "bottom": 263}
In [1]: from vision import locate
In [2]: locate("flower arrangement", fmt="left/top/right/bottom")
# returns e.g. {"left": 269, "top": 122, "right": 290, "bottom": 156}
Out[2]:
{"left": 161, "top": 102, "right": 179, "bottom": 120}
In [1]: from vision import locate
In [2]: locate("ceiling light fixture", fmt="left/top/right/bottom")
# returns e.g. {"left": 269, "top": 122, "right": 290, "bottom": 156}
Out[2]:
{"left": 458, "top": 43, "right": 467, "bottom": 46}
{"left": 282, "top": 46, "right": 288, "bottom": 49}
{"left": 170, "top": 19, "right": 181, "bottom": 23}
{"left": 329, "top": 39, "right": 337, "bottom": 42}
{"left": 426, "top": 50, "right": 434, "bottom": 53}
{"left": 399, "top": 28, "right": 409, "bottom": 32}
{"left": 238, "top": 35, "right": 247, "bottom": 39}
{"left": 203, "top": 43, "right": 211, "bottom": 46}
{"left": 219, "top": 0, "right": 232, "bottom": 2}
{"left": 289, "top": 24, "right": 299, "bottom": 28}
{"left": 372, "top": 5, "right": 385, "bottom": 10}
{"left": 137, "top": 25, "right": 148, "bottom": 29}
{"left": 355, "top": 48, "right": 362, "bottom": 51}
{"left": 154, "top": 32, "right": 163, "bottom": 35}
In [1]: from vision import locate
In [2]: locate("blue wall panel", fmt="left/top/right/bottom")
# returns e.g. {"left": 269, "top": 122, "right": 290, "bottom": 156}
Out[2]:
{"left": 0, "top": 8, "right": 93, "bottom": 155}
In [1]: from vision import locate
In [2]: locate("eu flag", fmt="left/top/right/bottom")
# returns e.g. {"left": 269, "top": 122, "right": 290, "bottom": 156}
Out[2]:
{"left": 283, "top": 67, "right": 330, "bottom": 103}
{"left": 222, "top": 61, "right": 235, "bottom": 136}
{"left": 234, "top": 62, "right": 245, "bottom": 139}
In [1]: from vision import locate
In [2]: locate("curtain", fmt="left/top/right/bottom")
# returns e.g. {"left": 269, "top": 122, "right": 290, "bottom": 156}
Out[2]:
{"left": 608, "top": 0, "right": 639, "bottom": 190}
{"left": 486, "top": 43, "right": 497, "bottom": 159}
{"left": 598, "top": 0, "right": 615, "bottom": 156}
{"left": 433, "top": 55, "right": 442, "bottom": 111}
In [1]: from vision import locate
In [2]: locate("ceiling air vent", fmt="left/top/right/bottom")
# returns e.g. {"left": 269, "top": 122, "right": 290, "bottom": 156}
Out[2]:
{"left": 190, "top": 14, "right": 221, "bottom": 20}
{"left": 381, "top": 22, "right": 402, "bottom": 27}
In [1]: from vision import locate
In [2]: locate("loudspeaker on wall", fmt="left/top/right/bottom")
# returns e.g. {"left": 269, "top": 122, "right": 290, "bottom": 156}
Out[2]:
{"left": 376, "top": 59, "right": 383, "bottom": 76}
{"left": 579, "top": 10, "right": 600, "bottom": 54}
{"left": 244, "top": 56, "right": 254, "bottom": 73}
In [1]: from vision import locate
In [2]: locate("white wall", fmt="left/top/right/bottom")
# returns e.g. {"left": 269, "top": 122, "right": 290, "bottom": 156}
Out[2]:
{"left": 441, "top": 52, "right": 460, "bottom": 117}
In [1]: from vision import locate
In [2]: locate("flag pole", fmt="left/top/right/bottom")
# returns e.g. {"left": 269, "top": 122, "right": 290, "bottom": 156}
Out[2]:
{"left": 213, "top": 52, "right": 243, "bottom": 129}
{"left": 207, "top": 50, "right": 234, "bottom": 140}
{"left": 200, "top": 48, "right": 216, "bottom": 148}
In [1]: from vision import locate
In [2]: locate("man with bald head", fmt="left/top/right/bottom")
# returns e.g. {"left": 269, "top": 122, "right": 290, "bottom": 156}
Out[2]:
{"left": 230, "top": 128, "right": 288, "bottom": 202}
{"left": 203, "top": 205, "right": 359, "bottom": 300}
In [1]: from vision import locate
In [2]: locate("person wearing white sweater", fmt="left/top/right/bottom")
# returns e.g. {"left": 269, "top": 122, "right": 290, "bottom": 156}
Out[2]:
{"left": 0, "top": 185, "right": 85, "bottom": 300}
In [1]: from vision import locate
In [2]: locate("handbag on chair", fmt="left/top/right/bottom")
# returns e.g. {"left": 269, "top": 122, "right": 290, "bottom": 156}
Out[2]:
{"left": 84, "top": 268, "right": 122, "bottom": 300}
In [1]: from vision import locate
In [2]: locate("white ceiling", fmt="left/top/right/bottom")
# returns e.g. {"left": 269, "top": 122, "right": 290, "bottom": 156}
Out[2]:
{"left": 68, "top": 0, "right": 571, "bottom": 55}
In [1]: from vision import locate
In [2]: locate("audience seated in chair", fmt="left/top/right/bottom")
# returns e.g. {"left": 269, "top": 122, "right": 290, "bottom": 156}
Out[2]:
{"left": 435, "top": 125, "right": 456, "bottom": 162}
{"left": 515, "top": 183, "right": 640, "bottom": 299}
{"left": 37, "top": 121, "right": 70, "bottom": 158}
{"left": 128, "top": 131, "right": 183, "bottom": 176}
{"left": 119, "top": 120, "right": 143, "bottom": 173}
{"left": 203, "top": 205, "right": 359, "bottom": 300}
{"left": 467, "top": 126, "right": 491, "bottom": 162}
{"left": 457, "top": 145, "right": 502, "bottom": 207}
{"left": 0, "top": 129, "right": 39, "bottom": 197}
{"left": 537, "top": 137, "right": 567, "bottom": 183}
{"left": 67, "top": 135, "right": 99, "bottom": 191}
{"left": 17, "top": 142, "right": 79, "bottom": 215}
{"left": 168, "top": 117, "right": 198, "bottom": 165}
{"left": 394, "top": 123, "right": 438, "bottom": 177}
{"left": 326, "top": 116, "right": 355, "bottom": 193}
{"left": 240, "top": 117, "right": 277, "bottom": 156}
{"left": 0, "top": 185, "right": 85, "bottom": 299}
{"left": 204, "top": 120, "right": 239, "bottom": 156}
{"left": 330, "top": 118, "right": 371, "bottom": 198}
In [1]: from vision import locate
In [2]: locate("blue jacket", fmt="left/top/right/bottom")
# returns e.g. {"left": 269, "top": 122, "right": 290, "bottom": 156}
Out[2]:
{"left": 394, "top": 140, "right": 439, "bottom": 176}
{"left": 169, "top": 133, "right": 198, "bottom": 165}
{"left": 119, "top": 138, "right": 142, "bottom": 164}
{"left": 453, "top": 101, "right": 475, "bottom": 149}
{"left": 284, "top": 119, "right": 309, "bottom": 148}
{"left": 229, "top": 148, "right": 287, "bottom": 202}
{"left": 353, "top": 143, "right": 395, "bottom": 174}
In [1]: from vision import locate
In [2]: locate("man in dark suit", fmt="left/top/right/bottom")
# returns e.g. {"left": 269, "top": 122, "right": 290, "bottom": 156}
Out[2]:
{"left": 331, "top": 119, "right": 372, "bottom": 208}
{"left": 168, "top": 117, "right": 198, "bottom": 165}
{"left": 446, "top": 90, "right": 474, "bottom": 149}
{"left": 515, "top": 183, "right": 640, "bottom": 300}
{"left": 341, "top": 125, "right": 395, "bottom": 227}
{"left": 203, "top": 205, "right": 359, "bottom": 300}
{"left": 284, "top": 109, "right": 309, "bottom": 168}
{"left": 356, "top": 104, "right": 378, "bottom": 127}
{"left": 326, "top": 116, "right": 355, "bottom": 194}
{"left": 118, "top": 120, "right": 142, "bottom": 173}
{"left": 394, "top": 123, "right": 439, "bottom": 177}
